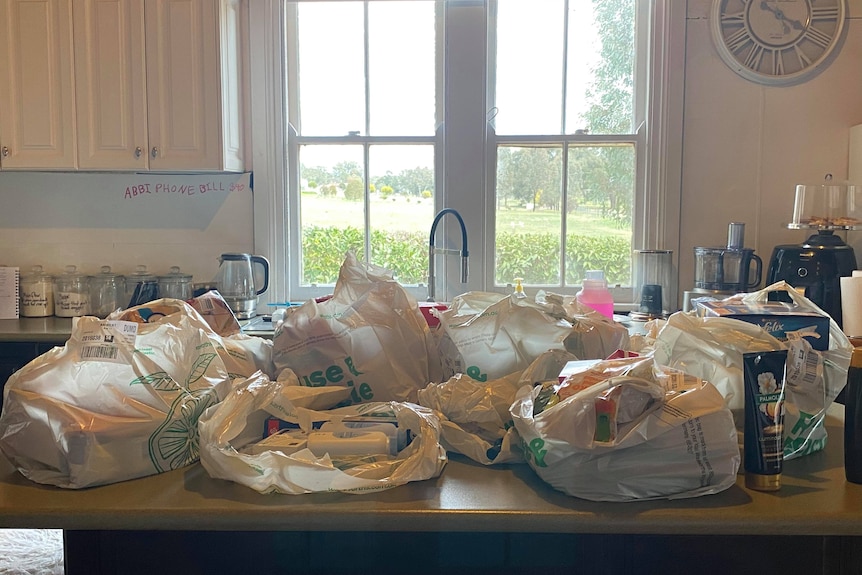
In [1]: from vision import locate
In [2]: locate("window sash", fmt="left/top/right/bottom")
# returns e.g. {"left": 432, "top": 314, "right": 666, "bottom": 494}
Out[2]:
{"left": 248, "top": 0, "right": 685, "bottom": 306}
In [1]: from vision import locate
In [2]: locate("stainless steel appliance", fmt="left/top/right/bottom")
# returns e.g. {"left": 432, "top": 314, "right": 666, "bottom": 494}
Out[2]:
{"left": 215, "top": 253, "right": 270, "bottom": 319}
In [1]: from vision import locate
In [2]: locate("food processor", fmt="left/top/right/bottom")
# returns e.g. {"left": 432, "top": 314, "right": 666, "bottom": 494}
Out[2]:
{"left": 766, "top": 180, "right": 860, "bottom": 327}
{"left": 684, "top": 222, "right": 763, "bottom": 311}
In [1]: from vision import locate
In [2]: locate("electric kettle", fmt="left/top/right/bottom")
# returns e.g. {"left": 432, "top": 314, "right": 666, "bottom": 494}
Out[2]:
{"left": 215, "top": 253, "right": 270, "bottom": 319}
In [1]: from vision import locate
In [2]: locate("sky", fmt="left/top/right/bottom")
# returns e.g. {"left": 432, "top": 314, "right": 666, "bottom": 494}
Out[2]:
{"left": 294, "top": 0, "right": 600, "bottom": 176}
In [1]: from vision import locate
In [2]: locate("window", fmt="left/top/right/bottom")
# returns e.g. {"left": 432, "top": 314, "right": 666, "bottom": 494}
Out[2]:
{"left": 248, "top": 0, "right": 684, "bottom": 307}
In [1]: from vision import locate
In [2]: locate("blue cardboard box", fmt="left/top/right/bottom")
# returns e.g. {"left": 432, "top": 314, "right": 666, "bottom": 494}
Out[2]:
{"left": 695, "top": 299, "right": 831, "bottom": 351}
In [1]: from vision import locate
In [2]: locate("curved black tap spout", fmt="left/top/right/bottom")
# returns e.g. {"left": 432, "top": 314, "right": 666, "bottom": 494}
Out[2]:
{"left": 428, "top": 208, "right": 469, "bottom": 301}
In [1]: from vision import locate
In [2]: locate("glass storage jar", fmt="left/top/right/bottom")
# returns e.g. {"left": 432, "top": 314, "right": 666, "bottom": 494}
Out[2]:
{"left": 19, "top": 265, "right": 54, "bottom": 317}
{"left": 158, "top": 266, "right": 193, "bottom": 300}
{"left": 54, "top": 265, "right": 90, "bottom": 317}
{"left": 90, "top": 266, "right": 126, "bottom": 318}
{"left": 126, "top": 265, "right": 160, "bottom": 308}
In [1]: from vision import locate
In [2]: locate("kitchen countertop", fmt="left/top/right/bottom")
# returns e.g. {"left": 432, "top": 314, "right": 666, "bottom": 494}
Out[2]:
{"left": 0, "top": 315, "right": 273, "bottom": 342}
{"left": 0, "top": 317, "right": 73, "bottom": 343}
{"left": 0, "top": 404, "right": 858, "bottom": 536}
{"left": 0, "top": 313, "right": 646, "bottom": 343}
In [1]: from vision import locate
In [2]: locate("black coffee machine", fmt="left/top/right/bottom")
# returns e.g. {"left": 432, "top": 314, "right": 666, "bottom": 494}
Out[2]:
{"left": 767, "top": 230, "right": 856, "bottom": 327}
{"left": 766, "top": 180, "right": 860, "bottom": 327}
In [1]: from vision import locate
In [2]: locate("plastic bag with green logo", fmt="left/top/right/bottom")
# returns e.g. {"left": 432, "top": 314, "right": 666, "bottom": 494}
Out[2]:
{"left": 272, "top": 252, "right": 443, "bottom": 405}
{"left": 199, "top": 370, "right": 447, "bottom": 494}
{"left": 509, "top": 355, "right": 739, "bottom": 502}
{"left": 0, "top": 304, "right": 233, "bottom": 488}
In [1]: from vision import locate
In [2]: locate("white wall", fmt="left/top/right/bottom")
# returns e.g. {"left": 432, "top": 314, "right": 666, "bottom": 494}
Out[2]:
{"left": 680, "top": 0, "right": 862, "bottom": 295}
{"left": 0, "top": 172, "right": 255, "bottom": 289}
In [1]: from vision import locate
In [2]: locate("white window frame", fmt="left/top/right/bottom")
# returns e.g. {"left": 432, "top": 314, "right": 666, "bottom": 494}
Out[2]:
{"left": 247, "top": 0, "right": 685, "bottom": 307}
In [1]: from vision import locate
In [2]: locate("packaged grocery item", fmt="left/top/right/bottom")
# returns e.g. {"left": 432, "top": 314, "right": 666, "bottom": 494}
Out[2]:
{"left": 510, "top": 355, "right": 740, "bottom": 502}
{"left": 743, "top": 350, "right": 788, "bottom": 492}
{"left": 199, "top": 371, "right": 447, "bottom": 495}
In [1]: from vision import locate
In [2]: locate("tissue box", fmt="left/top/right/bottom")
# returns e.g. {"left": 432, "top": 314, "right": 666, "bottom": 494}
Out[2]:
{"left": 695, "top": 300, "right": 830, "bottom": 351}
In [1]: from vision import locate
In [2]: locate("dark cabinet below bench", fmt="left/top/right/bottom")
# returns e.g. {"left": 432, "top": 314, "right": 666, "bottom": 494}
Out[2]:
{"left": 0, "top": 342, "right": 57, "bottom": 412}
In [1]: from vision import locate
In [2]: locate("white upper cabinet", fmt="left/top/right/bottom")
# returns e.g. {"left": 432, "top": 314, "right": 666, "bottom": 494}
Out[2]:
{"left": 75, "top": 0, "right": 243, "bottom": 171}
{"left": 143, "top": 0, "right": 243, "bottom": 172}
{"left": 1, "top": 0, "right": 242, "bottom": 172}
{"left": 0, "top": 0, "right": 77, "bottom": 169}
{"left": 73, "top": 0, "right": 147, "bottom": 170}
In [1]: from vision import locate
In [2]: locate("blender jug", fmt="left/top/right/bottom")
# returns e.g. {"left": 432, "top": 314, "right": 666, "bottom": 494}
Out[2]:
{"left": 632, "top": 250, "right": 675, "bottom": 319}
{"left": 215, "top": 253, "right": 270, "bottom": 319}
{"left": 694, "top": 247, "right": 762, "bottom": 292}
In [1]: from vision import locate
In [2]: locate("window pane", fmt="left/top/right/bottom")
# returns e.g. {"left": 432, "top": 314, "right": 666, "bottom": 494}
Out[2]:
{"left": 495, "top": 145, "right": 563, "bottom": 285}
{"left": 565, "top": 145, "right": 634, "bottom": 287}
{"left": 369, "top": 145, "right": 435, "bottom": 284}
{"left": 566, "top": 0, "right": 636, "bottom": 135}
{"left": 299, "top": 145, "right": 365, "bottom": 285}
{"left": 368, "top": 2, "right": 436, "bottom": 136}
{"left": 494, "top": 0, "right": 565, "bottom": 135}
{"left": 297, "top": 3, "right": 365, "bottom": 136}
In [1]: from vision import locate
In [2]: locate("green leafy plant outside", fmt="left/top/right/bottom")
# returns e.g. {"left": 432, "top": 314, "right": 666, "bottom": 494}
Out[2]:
{"left": 302, "top": 227, "right": 631, "bottom": 286}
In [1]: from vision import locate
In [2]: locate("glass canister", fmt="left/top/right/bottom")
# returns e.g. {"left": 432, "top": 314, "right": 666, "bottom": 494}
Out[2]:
{"left": 126, "top": 265, "right": 161, "bottom": 308}
{"left": 19, "top": 265, "right": 54, "bottom": 317}
{"left": 54, "top": 265, "right": 90, "bottom": 317}
{"left": 158, "top": 266, "right": 194, "bottom": 300}
{"left": 90, "top": 265, "right": 126, "bottom": 318}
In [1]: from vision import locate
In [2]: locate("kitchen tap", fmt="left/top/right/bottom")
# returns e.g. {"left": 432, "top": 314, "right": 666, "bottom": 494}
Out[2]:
{"left": 428, "top": 208, "right": 468, "bottom": 301}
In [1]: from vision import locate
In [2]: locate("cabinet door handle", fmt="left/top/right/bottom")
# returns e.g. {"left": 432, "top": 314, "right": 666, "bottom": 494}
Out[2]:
{"left": 151, "top": 147, "right": 158, "bottom": 159}
{"left": 1, "top": 146, "right": 8, "bottom": 157}
{"left": 135, "top": 146, "right": 142, "bottom": 158}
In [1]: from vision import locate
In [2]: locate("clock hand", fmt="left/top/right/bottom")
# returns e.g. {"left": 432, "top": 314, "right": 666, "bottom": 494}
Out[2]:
{"left": 759, "top": 1, "right": 805, "bottom": 32}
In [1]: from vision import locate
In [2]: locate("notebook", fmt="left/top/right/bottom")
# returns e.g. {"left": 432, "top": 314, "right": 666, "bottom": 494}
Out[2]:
{"left": 0, "top": 267, "right": 20, "bottom": 319}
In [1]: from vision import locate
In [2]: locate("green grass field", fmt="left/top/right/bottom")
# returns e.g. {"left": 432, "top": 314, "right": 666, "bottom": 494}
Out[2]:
{"left": 301, "top": 193, "right": 630, "bottom": 239}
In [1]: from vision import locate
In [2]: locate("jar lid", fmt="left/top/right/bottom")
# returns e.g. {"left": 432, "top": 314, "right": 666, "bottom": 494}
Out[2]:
{"left": 128, "top": 264, "right": 157, "bottom": 282}
{"left": 59, "top": 265, "right": 87, "bottom": 279}
{"left": 92, "top": 265, "right": 124, "bottom": 279}
{"left": 21, "top": 265, "right": 53, "bottom": 281}
{"left": 159, "top": 266, "right": 192, "bottom": 283}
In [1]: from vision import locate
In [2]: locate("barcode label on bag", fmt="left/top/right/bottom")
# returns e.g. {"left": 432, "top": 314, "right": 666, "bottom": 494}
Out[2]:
{"left": 78, "top": 320, "right": 138, "bottom": 363}
{"left": 81, "top": 345, "right": 120, "bottom": 360}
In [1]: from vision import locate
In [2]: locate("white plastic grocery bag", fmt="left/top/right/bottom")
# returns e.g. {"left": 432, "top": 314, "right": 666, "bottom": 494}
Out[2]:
{"left": 271, "top": 252, "right": 442, "bottom": 404}
{"left": 417, "top": 349, "right": 578, "bottom": 465}
{"left": 112, "top": 298, "right": 275, "bottom": 380}
{"left": 0, "top": 307, "right": 233, "bottom": 488}
{"left": 199, "top": 371, "right": 447, "bottom": 494}
{"left": 510, "top": 355, "right": 739, "bottom": 501}
{"left": 650, "top": 282, "right": 851, "bottom": 459}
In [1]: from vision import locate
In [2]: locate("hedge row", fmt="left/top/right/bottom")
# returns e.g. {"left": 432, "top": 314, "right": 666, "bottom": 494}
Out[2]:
{"left": 301, "top": 226, "right": 631, "bottom": 286}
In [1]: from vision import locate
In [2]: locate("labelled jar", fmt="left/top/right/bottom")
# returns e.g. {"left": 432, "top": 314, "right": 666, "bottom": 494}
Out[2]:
{"left": 126, "top": 265, "right": 160, "bottom": 308}
{"left": 90, "top": 265, "right": 126, "bottom": 318}
{"left": 158, "top": 266, "right": 194, "bottom": 300}
{"left": 54, "top": 265, "right": 90, "bottom": 318}
{"left": 20, "top": 265, "right": 54, "bottom": 317}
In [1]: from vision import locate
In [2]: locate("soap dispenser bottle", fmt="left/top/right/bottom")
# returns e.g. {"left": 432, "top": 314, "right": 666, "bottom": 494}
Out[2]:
{"left": 513, "top": 277, "right": 527, "bottom": 299}
{"left": 576, "top": 270, "right": 614, "bottom": 319}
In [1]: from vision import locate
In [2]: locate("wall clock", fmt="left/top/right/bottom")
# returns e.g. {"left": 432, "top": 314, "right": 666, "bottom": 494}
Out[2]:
{"left": 710, "top": 0, "right": 846, "bottom": 86}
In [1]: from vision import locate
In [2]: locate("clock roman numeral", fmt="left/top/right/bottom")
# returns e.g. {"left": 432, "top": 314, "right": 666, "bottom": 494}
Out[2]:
{"left": 811, "top": 6, "right": 840, "bottom": 21}
{"left": 743, "top": 44, "right": 764, "bottom": 71}
{"left": 725, "top": 27, "right": 752, "bottom": 53}
{"left": 720, "top": 10, "right": 745, "bottom": 23}
{"left": 794, "top": 45, "right": 812, "bottom": 68}
{"left": 805, "top": 26, "right": 833, "bottom": 49}
{"left": 770, "top": 49, "right": 784, "bottom": 75}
